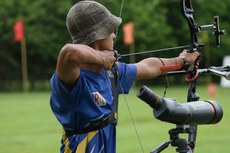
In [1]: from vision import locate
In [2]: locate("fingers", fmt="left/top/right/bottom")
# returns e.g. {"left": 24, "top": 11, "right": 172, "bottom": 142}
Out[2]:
{"left": 113, "top": 50, "right": 119, "bottom": 61}
{"left": 195, "top": 58, "right": 200, "bottom": 69}
{"left": 113, "top": 50, "right": 118, "bottom": 57}
{"left": 101, "top": 50, "right": 117, "bottom": 70}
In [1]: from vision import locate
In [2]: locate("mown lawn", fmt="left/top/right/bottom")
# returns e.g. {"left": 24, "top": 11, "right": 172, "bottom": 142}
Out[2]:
{"left": 0, "top": 84, "right": 229, "bottom": 153}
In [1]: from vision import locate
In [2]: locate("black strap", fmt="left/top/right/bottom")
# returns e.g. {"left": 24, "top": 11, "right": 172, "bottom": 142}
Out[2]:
{"left": 64, "top": 114, "right": 115, "bottom": 135}
{"left": 108, "top": 66, "right": 119, "bottom": 125}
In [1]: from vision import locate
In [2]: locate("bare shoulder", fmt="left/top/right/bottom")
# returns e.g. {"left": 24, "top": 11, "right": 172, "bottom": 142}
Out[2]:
{"left": 56, "top": 43, "right": 81, "bottom": 90}
{"left": 59, "top": 43, "right": 79, "bottom": 57}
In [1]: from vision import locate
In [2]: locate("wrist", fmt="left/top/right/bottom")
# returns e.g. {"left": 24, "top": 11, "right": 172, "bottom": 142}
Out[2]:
{"left": 180, "top": 56, "right": 190, "bottom": 68}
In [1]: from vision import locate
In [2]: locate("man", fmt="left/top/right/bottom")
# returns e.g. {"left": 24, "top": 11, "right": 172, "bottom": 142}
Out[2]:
{"left": 50, "top": 1, "right": 200, "bottom": 153}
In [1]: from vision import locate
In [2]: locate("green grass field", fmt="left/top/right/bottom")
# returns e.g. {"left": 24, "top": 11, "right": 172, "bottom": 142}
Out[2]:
{"left": 0, "top": 85, "right": 229, "bottom": 153}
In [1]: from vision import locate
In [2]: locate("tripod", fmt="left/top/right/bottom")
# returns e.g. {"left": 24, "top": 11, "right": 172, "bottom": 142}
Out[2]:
{"left": 151, "top": 125, "right": 196, "bottom": 153}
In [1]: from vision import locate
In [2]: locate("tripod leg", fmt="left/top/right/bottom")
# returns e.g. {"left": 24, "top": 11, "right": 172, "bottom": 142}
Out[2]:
{"left": 150, "top": 141, "right": 171, "bottom": 153}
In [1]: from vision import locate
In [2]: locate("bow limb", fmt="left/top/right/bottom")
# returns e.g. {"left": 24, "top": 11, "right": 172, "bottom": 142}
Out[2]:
{"left": 181, "top": 0, "right": 200, "bottom": 51}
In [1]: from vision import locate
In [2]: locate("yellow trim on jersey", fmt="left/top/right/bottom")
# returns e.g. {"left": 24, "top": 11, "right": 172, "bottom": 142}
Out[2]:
{"left": 76, "top": 130, "right": 99, "bottom": 153}
{"left": 62, "top": 134, "right": 72, "bottom": 153}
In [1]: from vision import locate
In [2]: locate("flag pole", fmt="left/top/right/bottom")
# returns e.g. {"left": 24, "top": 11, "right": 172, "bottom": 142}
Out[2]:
{"left": 123, "top": 22, "right": 136, "bottom": 85}
{"left": 129, "top": 43, "right": 135, "bottom": 63}
{"left": 14, "top": 19, "right": 29, "bottom": 92}
{"left": 20, "top": 37, "right": 29, "bottom": 92}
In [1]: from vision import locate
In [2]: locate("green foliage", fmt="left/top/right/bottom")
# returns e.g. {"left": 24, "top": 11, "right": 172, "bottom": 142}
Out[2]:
{"left": 0, "top": 0, "right": 229, "bottom": 91}
{"left": 0, "top": 0, "right": 72, "bottom": 83}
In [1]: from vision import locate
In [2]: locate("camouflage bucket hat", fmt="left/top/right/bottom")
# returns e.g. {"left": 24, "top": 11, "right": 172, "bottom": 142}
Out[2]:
{"left": 66, "top": 1, "right": 122, "bottom": 45}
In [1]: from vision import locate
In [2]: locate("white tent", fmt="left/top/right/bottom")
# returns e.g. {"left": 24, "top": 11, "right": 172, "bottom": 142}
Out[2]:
{"left": 220, "top": 55, "right": 230, "bottom": 87}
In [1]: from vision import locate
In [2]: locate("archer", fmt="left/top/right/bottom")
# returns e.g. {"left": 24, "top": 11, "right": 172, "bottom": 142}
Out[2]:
{"left": 49, "top": 1, "right": 199, "bottom": 153}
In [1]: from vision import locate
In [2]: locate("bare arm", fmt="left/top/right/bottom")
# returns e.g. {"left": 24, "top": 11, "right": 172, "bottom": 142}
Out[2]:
{"left": 134, "top": 50, "right": 200, "bottom": 80}
{"left": 56, "top": 44, "right": 116, "bottom": 88}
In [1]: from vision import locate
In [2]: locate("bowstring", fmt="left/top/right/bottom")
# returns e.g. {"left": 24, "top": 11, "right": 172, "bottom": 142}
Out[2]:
{"left": 118, "top": 83, "right": 145, "bottom": 153}
{"left": 115, "top": 0, "right": 145, "bottom": 152}
{"left": 114, "top": 0, "right": 125, "bottom": 44}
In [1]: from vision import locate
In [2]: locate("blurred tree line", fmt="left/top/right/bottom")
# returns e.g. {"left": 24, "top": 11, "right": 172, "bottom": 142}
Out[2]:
{"left": 0, "top": 0, "right": 229, "bottom": 91}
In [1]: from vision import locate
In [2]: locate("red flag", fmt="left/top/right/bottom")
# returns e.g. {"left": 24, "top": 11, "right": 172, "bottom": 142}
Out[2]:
{"left": 14, "top": 19, "right": 24, "bottom": 42}
{"left": 123, "top": 22, "right": 134, "bottom": 45}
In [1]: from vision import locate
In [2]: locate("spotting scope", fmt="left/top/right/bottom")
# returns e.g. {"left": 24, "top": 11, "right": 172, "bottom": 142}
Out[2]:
{"left": 137, "top": 85, "right": 223, "bottom": 125}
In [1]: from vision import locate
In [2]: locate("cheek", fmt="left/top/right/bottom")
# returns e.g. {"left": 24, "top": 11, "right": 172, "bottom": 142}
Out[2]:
{"left": 104, "top": 39, "right": 113, "bottom": 50}
{"left": 98, "top": 36, "right": 114, "bottom": 50}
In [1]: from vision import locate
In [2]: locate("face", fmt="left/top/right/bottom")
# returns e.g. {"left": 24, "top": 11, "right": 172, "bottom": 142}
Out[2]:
{"left": 97, "top": 33, "right": 116, "bottom": 51}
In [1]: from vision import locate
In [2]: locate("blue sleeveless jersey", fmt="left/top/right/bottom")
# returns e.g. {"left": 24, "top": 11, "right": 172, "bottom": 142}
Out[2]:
{"left": 50, "top": 62, "right": 137, "bottom": 153}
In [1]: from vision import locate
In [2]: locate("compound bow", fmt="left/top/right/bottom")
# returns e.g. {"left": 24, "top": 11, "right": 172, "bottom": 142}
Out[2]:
{"left": 146, "top": 0, "right": 226, "bottom": 153}
{"left": 181, "top": 0, "right": 225, "bottom": 151}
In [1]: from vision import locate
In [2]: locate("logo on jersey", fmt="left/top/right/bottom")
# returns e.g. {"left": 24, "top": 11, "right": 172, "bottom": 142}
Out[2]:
{"left": 92, "top": 92, "right": 107, "bottom": 106}
{"left": 107, "top": 70, "right": 114, "bottom": 77}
